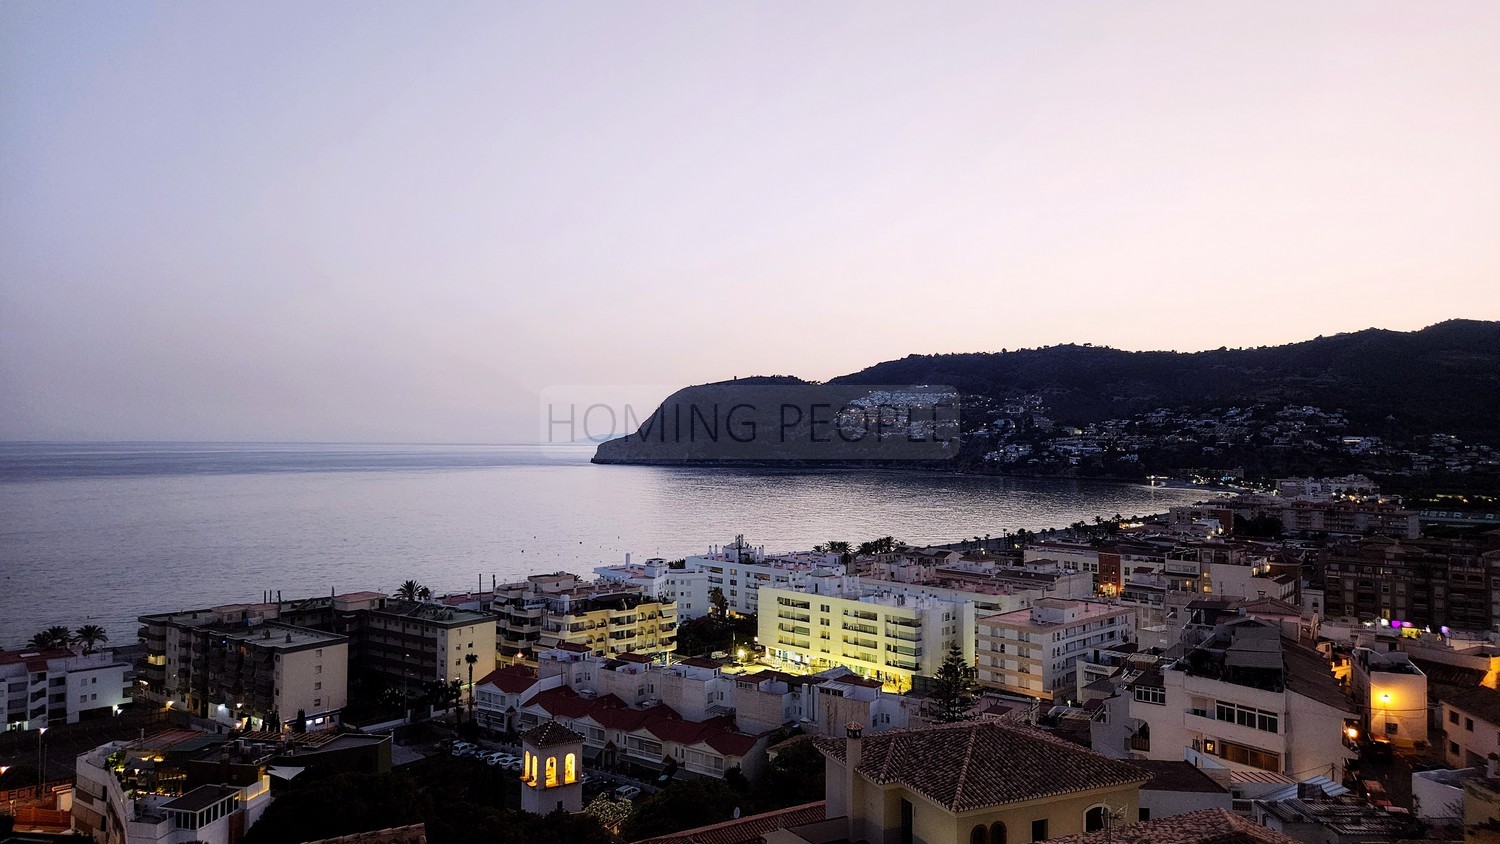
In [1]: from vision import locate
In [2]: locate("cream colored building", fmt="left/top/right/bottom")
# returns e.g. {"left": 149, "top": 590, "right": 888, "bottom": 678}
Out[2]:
{"left": 786, "top": 721, "right": 1149, "bottom": 844}
{"left": 760, "top": 583, "right": 972, "bottom": 691}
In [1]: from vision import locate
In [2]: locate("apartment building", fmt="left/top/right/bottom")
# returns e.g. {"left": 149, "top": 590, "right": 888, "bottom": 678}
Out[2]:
{"left": 594, "top": 556, "right": 710, "bottom": 619}
{"left": 682, "top": 542, "right": 842, "bottom": 617}
{"left": 759, "top": 582, "right": 971, "bottom": 691}
{"left": 1124, "top": 618, "right": 1356, "bottom": 780}
{"left": 356, "top": 599, "right": 495, "bottom": 688}
{"left": 493, "top": 574, "right": 676, "bottom": 664}
{"left": 976, "top": 599, "right": 1135, "bottom": 701}
{"left": 1, "top": 647, "right": 132, "bottom": 730}
{"left": 1323, "top": 536, "right": 1499, "bottom": 631}
{"left": 137, "top": 609, "right": 349, "bottom": 729}
{"left": 1279, "top": 499, "right": 1419, "bottom": 539}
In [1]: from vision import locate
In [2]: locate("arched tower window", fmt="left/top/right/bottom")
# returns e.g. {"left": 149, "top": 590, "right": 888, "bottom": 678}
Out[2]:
{"left": 545, "top": 755, "right": 558, "bottom": 787}
{"left": 1085, "top": 806, "right": 1109, "bottom": 833}
{"left": 565, "top": 752, "right": 577, "bottom": 784}
{"left": 970, "top": 825, "right": 987, "bottom": 844}
{"left": 990, "top": 822, "right": 1006, "bottom": 844}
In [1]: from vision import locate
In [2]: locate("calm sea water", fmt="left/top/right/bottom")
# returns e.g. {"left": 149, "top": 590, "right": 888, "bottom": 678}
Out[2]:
{"left": 0, "top": 442, "right": 1207, "bottom": 647}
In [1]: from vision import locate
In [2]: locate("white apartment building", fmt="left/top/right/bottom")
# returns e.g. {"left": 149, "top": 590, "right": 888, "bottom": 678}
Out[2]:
{"left": 682, "top": 536, "right": 842, "bottom": 616}
{"left": 1, "top": 647, "right": 132, "bottom": 730}
{"left": 975, "top": 599, "right": 1135, "bottom": 701}
{"left": 1438, "top": 685, "right": 1500, "bottom": 769}
{"left": 1123, "top": 618, "right": 1356, "bottom": 780}
{"left": 594, "top": 556, "right": 711, "bottom": 620}
{"left": 759, "top": 581, "right": 972, "bottom": 691}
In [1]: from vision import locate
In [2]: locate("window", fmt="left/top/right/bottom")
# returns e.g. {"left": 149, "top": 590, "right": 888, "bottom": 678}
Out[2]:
{"left": 971, "top": 826, "right": 987, "bottom": 844}
{"left": 1466, "top": 718, "right": 1474, "bottom": 731}
{"left": 1450, "top": 710, "right": 1460, "bottom": 724}
{"left": 1138, "top": 808, "right": 1150, "bottom": 821}
{"left": 314, "top": 682, "right": 322, "bottom": 690}
{"left": 990, "top": 822, "right": 1006, "bottom": 844}
{"left": 315, "top": 665, "right": 322, "bottom": 674}
{"left": 1133, "top": 686, "right": 1166, "bottom": 705}
{"left": 900, "top": 799, "right": 913, "bottom": 844}
{"left": 1217, "top": 740, "right": 1280, "bottom": 772}
{"left": 1385, "top": 722, "right": 1398, "bottom": 735}
{"left": 1030, "top": 819, "right": 1048, "bottom": 841}
{"left": 1085, "top": 806, "right": 1108, "bottom": 832}
{"left": 1450, "top": 741, "right": 1460, "bottom": 755}
{"left": 1215, "top": 701, "right": 1278, "bottom": 733}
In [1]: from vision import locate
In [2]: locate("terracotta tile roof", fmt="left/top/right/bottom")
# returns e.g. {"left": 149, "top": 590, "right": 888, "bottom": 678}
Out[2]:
{"left": 1131, "top": 760, "right": 1229, "bottom": 794}
{"left": 815, "top": 721, "right": 1150, "bottom": 813}
{"left": 305, "top": 823, "right": 427, "bottom": 844}
{"left": 523, "top": 720, "right": 584, "bottom": 749}
{"left": 527, "top": 686, "right": 762, "bottom": 758}
{"left": 616, "top": 652, "right": 653, "bottom": 664}
{"left": 631, "top": 801, "right": 825, "bottom": 844}
{"left": 475, "top": 664, "right": 538, "bottom": 694}
{"left": 679, "top": 657, "right": 723, "bottom": 669}
{"left": 1040, "top": 808, "right": 1299, "bottom": 844}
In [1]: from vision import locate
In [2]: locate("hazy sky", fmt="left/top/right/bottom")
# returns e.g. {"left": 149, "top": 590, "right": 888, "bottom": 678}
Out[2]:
{"left": 3, "top": 2, "right": 1498, "bottom": 442}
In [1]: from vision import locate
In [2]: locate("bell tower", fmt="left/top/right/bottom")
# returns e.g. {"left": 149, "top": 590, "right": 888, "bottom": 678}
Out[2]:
{"left": 520, "top": 720, "right": 585, "bottom": 815}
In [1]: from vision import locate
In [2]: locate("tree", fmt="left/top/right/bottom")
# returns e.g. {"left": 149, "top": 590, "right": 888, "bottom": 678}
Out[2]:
{"left": 930, "top": 643, "right": 978, "bottom": 723}
{"left": 708, "top": 587, "right": 729, "bottom": 620}
{"left": 464, "top": 652, "right": 480, "bottom": 722}
{"left": 75, "top": 624, "right": 109, "bottom": 655}
{"left": 620, "top": 777, "right": 739, "bottom": 841}
{"left": 29, "top": 625, "right": 74, "bottom": 650}
{"left": 395, "top": 580, "right": 427, "bottom": 601}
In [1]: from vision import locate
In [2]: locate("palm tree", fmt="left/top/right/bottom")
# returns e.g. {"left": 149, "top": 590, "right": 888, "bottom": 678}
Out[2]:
{"left": 44, "top": 625, "right": 74, "bottom": 649}
{"left": 464, "top": 652, "right": 479, "bottom": 722}
{"left": 394, "top": 580, "right": 426, "bottom": 601}
{"left": 75, "top": 624, "right": 109, "bottom": 655}
{"left": 416, "top": 584, "right": 432, "bottom": 601}
{"left": 27, "top": 632, "right": 52, "bottom": 650}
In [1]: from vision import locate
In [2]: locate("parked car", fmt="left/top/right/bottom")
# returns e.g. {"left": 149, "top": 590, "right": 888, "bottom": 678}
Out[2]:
{"left": 451, "top": 742, "right": 476, "bottom": 757}
{"left": 504, "top": 759, "right": 523, "bottom": 772}
{"left": 615, "top": 785, "right": 641, "bottom": 800}
{"left": 489, "top": 753, "right": 516, "bottom": 767}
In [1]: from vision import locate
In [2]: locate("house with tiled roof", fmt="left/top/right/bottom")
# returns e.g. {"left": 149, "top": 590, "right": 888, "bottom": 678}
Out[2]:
{"left": 632, "top": 802, "right": 826, "bottom": 844}
{"left": 806, "top": 721, "right": 1151, "bottom": 844}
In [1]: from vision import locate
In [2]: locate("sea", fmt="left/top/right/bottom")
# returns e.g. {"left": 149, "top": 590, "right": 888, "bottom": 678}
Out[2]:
{"left": 0, "top": 442, "right": 1210, "bottom": 647}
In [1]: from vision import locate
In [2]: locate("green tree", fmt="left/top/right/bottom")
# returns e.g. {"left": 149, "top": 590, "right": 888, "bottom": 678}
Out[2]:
{"left": 930, "top": 643, "right": 978, "bottom": 723}
{"left": 75, "top": 624, "right": 109, "bottom": 654}
{"left": 708, "top": 587, "right": 729, "bottom": 619}
{"left": 464, "top": 652, "right": 480, "bottom": 722}
{"left": 394, "top": 580, "right": 430, "bottom": 601}
{"left": 29, "top": 625, "right": 74, "bottom": 650}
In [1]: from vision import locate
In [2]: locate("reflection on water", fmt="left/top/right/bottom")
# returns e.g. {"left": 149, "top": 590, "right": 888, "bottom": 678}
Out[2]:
{"left": 0, "top": 443, "right": 1207, "bottom": 645}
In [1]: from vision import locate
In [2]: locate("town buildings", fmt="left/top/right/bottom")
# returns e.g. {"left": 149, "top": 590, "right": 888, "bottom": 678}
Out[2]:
{"left": 681, "top": 537, "right": 842, "bottom": 617}
{"left": 975, "top": 599, "right": 1134, "bottom": 701}
{"left": 1348, "top": 646, "right": 1428, "bottom": 749}
{"left": 1323, "top": 536, "right": 1500, "bottom": 631}
{"left": 1438, "top": 684, "right": 1500, "bottom": 770}
{"left": 138, "top": 608, "right": 352, "bottom": 729}
{"left": 1, "top": 646, "right": 132, "bottom": 730}
{"left": 1120, "top": 618, "right": 1356, "bottom": 781}
{"left": 491, "top": 573, "right": 676, "bottom": 664}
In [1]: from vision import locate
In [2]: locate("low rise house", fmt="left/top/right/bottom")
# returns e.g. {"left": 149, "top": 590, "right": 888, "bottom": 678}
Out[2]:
{"left": 1349, "top": 646, "right": 1428, "bottom": 749}
{"left": 1437, "top": 684, "right": 1500, "bottom": 769}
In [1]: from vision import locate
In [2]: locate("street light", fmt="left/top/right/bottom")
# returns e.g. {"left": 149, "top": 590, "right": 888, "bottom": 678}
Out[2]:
{"left": 37, "top": 727, "right": 48, "bottom": 791}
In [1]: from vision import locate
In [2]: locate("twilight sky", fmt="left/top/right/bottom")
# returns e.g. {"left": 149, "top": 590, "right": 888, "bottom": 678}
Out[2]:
{"left": 2, "top": 2, "right": 1498, "bottom": 443}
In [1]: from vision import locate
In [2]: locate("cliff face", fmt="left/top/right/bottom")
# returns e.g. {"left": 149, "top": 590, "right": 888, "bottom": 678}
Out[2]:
{"left": 592, "top": 320, "right": 1500, "bottom": 467}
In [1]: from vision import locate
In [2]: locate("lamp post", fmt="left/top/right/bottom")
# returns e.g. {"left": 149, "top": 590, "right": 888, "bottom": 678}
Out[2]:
{"left": 37, "top": 727, "right": 47, "bottom": 791}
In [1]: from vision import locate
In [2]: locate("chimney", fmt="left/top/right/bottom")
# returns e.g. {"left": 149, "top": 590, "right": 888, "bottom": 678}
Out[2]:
{"left": 843, "top": 722, "right": 863, "bottom": 839}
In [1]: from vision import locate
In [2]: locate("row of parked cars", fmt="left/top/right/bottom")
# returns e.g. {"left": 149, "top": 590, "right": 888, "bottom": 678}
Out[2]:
{"left": 448, "top": 741, "right": 640, "bottom": 799}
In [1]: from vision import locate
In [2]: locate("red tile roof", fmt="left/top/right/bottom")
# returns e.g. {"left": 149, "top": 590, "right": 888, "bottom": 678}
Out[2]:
{"left": 816, "top": 721, "right": 1150, "bottom": 813}
{"left": 523, "top": 720, "right": 584, "bottom": 749}
{"left": 475, "top": 664, "right": 538, "bottom": 695}
{"left": 527, "top": 686, "right": 762, "bottom": 759}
